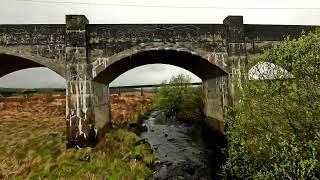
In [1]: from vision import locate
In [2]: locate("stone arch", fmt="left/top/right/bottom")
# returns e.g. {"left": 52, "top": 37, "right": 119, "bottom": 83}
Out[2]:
{"left": 0, "top": 53, "right": 65, "bottom": 78}
{"left": 91, "top": 49, "right": 228, "bottom": 84}
{"left": 81, "top": 48, "right": 231, "bottom": 143}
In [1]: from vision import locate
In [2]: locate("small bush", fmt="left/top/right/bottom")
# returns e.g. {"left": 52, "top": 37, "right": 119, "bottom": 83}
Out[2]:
{"left": 154, "top": 74, "right": 204, "bottom": 121}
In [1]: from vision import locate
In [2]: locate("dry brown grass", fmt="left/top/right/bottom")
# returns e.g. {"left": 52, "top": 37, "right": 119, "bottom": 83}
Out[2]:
{"left": 0, "top": 95, "right": 66, "bottom": 178}
{"left": 111, "top": 92, "right": 154, "bottom": 127}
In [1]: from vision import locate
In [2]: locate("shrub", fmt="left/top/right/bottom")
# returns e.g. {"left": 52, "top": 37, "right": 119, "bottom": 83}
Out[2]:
{"left": 154, "top": 74, "right": 204, "bottom": 121}
{"left": 224, "top": 31, "right": 320, "bottom": 178}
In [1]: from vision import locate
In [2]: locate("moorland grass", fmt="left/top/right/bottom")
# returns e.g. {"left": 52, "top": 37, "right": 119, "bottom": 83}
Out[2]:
{"left": 0, "top": 95, "right": 155, "bottom": 179}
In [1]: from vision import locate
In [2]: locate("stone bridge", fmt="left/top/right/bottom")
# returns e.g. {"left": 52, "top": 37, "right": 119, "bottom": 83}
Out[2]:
{"left": 0, "top": 15, "right": 317, "bottom": 148}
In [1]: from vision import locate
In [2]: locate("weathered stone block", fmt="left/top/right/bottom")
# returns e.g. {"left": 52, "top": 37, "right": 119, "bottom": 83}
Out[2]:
{"left": 224, "top": 16, "right": 244, "bottom": 44}
{"left": 66, "top": 15, "right": 89, "bottom": 31}
{"left": 66, "top": 32, "right": 87, "bottom": 47}
{"left": 66, "top": 47, "right": 87, "bottom": 62}
{"left": 223, "top": 16, "right": 243, "bottom": 26}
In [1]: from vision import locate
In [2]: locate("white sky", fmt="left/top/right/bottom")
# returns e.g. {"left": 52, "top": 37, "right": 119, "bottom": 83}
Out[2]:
{"left": 1, "top": 0, "right": 320, "bottom": 88}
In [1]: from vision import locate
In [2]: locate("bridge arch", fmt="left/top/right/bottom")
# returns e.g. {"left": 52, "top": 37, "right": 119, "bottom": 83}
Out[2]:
{"left": 91, "top": 49, "right": 228, "bottom": 84}
{"left": 74, "top": 48, "right": 232, "bottom": 147}
{"left": 0, "top": 53, "right": 65, "bottom": 78}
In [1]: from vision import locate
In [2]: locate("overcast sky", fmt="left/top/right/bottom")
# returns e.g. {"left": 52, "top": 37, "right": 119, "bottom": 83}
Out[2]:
{"left": 1, "top": 0, "right": 320, "bottom": 88}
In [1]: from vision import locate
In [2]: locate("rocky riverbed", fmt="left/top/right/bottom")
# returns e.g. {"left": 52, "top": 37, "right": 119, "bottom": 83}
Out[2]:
{"left": 141, "top": 111, "right": 227, "bottom": 180}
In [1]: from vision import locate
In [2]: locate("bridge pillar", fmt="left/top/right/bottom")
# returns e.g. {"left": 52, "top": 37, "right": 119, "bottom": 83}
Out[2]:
{"left": 65, "top": 15, "right": 111, "bottom": 148}
{"left": 203, "top": 75, "right": 229, "bottom": 133}
{"left": 202, "top": 16, "right": 245, "bottom": 133}
{"left": 224, "top": 15, "right": 247, "bottom": 102}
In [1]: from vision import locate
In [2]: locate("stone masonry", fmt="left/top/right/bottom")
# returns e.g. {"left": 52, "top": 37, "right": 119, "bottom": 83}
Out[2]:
{"left": 0, "top": 15, "right": 318, "bottom": 148}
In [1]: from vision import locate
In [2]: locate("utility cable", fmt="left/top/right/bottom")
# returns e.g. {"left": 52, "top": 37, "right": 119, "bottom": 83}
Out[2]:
{"left": 15, "top": 0, "right": 320, "bottom": 10}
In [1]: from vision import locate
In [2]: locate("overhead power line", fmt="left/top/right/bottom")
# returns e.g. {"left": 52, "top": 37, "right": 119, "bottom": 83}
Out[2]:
{"left": 16, "top": 0, "right": 320, "bottom": 10}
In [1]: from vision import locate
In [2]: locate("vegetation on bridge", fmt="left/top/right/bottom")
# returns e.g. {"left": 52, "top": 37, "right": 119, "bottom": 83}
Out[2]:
{"left": 224, "top": 31, "right": 320, "bottom": 178}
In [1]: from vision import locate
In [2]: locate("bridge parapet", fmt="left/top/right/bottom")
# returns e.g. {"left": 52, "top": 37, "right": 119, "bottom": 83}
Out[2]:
{"left": 86, "top": 24, "right": 227, "bottom": 61}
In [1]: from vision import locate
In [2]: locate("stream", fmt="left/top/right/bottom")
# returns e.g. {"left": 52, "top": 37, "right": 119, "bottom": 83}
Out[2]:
{"left": 141, "top": 111, "right": 227, "bottom": 180}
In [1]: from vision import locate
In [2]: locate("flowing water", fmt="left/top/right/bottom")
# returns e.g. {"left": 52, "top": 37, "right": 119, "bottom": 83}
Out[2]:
{"left": 141, "top": 111, "right": 227, "bottom": 180}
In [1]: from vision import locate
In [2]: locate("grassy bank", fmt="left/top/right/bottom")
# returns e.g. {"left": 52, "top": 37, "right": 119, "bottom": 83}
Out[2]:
{"left": 0, "top": 94, "right": 156, "bottom": 179}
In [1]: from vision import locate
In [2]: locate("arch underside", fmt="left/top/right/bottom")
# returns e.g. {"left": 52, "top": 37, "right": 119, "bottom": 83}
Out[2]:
{"left": 0, "top": 54, "right": 64, "bottom": 79}
{"left": 93, "top": 50, "right": 227, "bottom": 84}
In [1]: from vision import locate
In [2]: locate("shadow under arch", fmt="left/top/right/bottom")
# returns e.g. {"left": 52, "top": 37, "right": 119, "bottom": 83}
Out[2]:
{"left": 0, "top": 54, "right": 65, "bottom": 79}
{"left": 92, "top": 49, "right": 228, "bottom": 84}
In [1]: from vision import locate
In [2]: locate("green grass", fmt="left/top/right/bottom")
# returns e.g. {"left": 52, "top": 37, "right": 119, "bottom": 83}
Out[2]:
{"left": 28, "top": 129, "right": 155, "bottom": 179}
{"left": 1, "top": 126, "right": 155, "bottom": 179}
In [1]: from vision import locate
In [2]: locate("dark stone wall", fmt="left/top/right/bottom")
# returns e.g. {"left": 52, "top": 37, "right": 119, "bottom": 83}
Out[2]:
{"left": 0, "top": 24, "right": 66, "bottom": 77}
{"left": 243, "top": 24, "right": 317, "bottom": 66}
{"left": 0, "top": 24, "right": 65, "bottom": 59}
{"left": 245, "top": 24, "right": 317, "bottom": 41}
{"left": 86, "top": 24, "right": 227, "bottom": 63}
